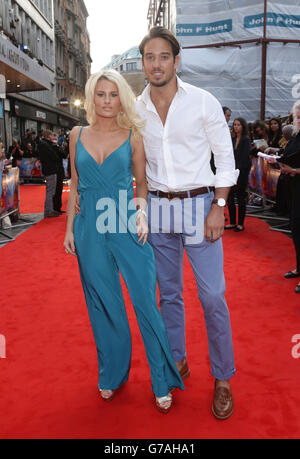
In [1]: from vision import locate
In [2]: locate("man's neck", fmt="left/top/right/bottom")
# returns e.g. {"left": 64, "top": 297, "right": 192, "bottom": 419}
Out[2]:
{"left": 149, "top": 75, "right": 178, "bottom": 107}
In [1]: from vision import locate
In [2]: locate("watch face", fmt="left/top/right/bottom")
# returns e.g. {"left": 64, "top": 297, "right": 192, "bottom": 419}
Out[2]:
{"left": 218, "top": 198, "right": 226, "bottom": 207}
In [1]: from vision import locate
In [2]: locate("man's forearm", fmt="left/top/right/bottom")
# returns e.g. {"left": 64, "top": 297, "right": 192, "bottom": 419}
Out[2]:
{"left": 214, "top": 187, "right": 231, "bottom": 203}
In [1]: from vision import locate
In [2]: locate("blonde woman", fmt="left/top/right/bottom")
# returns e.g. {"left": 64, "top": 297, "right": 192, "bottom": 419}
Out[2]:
{"left": 266, "top": 101, "right": 300, "bottom": 293}
{"left": 279, "top": 101, "right": 300, "bottom": 293}
{"left": 63, "top": 70, "right": 184, "bottom": 412}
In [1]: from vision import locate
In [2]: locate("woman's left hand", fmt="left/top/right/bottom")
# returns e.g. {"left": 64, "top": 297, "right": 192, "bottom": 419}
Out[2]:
{"left": 136, "top": 213, "right": 149, "bottom": 245}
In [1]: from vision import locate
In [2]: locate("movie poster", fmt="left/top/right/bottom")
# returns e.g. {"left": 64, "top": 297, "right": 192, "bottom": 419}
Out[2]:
{"left": 0, "top": 167, "right": 19, "bottom": 217}
{"left": 19, "top": 158, "right": 42, "bottom": 179}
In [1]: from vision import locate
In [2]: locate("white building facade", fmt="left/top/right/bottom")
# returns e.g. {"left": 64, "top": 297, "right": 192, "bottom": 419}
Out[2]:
{"left": 103, "top": 46, "right": 146, "bottom": 96}
{"left": 0, "top": 0, "right": 91, "bottom": 148}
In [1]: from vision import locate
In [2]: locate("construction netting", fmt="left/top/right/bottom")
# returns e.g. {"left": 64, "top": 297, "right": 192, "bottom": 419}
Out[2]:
{"left": 176, "top": 0, "right": 300, "bottom": 121}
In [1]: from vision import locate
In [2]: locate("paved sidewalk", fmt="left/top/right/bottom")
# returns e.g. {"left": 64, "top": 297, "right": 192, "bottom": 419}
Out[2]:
{"left": 0, "top": 213, "right": 44, "bottom": 248}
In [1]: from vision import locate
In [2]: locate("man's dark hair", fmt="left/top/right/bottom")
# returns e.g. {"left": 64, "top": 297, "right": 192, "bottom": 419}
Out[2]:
{"left": 139, "top": 26, "right": 181, "bottom": 60}
{"left": 222, "top": 106, "right": 231, "bottom": 114}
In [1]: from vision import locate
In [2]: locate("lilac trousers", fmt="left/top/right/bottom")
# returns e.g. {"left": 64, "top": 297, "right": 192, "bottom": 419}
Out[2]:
{"left": 147, "top": 190, "right": 236, "bottom": 381}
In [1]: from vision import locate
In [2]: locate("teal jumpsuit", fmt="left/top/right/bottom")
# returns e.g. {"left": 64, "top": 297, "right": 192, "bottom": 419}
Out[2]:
{"left": 73, "top": 127, "right": 184, "bottom": 397}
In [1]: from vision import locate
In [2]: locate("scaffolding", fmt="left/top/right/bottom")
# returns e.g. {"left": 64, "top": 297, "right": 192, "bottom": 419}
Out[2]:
{"left": 144, "top": 1, "right": 300, "bottom": 121}
{"left": 179, "top": 1, "right": 300, "bottom": 120}
{"left": 147, "top": 0, "right": 170, "bottom": 30}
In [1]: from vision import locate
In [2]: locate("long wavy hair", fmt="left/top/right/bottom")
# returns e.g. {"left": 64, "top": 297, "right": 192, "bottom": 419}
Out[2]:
{"left": 84, "top": 69, "right": 144, "bottom": 135}
{"left": 233, "top": 117, "right": 249, "bottom": 137}
{"left": 292, "top": 100, "right": 300, "bottom": 135}
{"left": 268, "top": 117, "right": 283, "bottom": 147}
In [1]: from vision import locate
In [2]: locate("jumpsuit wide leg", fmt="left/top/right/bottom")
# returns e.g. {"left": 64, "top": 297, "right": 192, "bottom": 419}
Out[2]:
{"left": 73, "top": 128, "right": 184, "bottom": 398}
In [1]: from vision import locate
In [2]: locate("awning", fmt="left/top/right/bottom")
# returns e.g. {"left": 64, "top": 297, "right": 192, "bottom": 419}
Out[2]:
{"left": 0, "top": 35, "right": 52, "bottom": 93}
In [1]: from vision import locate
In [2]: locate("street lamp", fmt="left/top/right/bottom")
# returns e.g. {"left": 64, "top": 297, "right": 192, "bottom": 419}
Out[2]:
{"left": 73, "top": 99, "right": 82, "bottom": 108}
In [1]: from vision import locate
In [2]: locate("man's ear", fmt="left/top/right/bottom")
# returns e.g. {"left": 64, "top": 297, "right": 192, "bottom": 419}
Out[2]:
{"left": 174, "top": 54, "right": 180, "bottom": 71}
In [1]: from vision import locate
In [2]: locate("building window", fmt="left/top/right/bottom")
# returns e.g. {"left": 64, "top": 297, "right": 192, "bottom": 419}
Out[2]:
{"left": 31, "top": 0, "right": 53, "bottom": 24}
{"left": 126, "top": 62, "right": 137, "bottom": 72}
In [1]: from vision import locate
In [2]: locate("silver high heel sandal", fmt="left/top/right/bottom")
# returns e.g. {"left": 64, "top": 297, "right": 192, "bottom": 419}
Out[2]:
{"left": 155, "top": 393, "right": 173, "bottom": 414}
{"left": 99, "top": 388, "right": 115, "bottom": 402}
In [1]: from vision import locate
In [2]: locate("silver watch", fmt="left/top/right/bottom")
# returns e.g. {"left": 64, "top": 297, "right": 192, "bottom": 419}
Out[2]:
{"left": 212, "top": 198, "right": 226, "bottom": 207}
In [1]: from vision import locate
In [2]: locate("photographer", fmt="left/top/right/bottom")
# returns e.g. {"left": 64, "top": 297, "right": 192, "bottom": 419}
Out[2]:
{"left": 39, "top": 130, "right": 60, "bottom": 218}
{"left": 52, "top": 132, "right": 68, "bottom": 214}
{"left": 9, "top": 139, "right": 23, "bottom": 167}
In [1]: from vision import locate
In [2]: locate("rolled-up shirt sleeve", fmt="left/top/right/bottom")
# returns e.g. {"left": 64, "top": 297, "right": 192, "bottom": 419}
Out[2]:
{"left": 203, "top": 92, "right": 239, "bottom": 188}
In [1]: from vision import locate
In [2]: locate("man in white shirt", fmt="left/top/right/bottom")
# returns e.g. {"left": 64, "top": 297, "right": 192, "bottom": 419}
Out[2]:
{"left": 137, "top": 27, "right": 239, "bottom": 420}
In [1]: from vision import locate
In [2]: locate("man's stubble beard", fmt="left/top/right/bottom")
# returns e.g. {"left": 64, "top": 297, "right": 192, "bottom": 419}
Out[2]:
{"left": 150, "top": 80, "right": 168, "bottom": 88}
{"left": 148, "top": 70, "right": 177, "bottom": 88}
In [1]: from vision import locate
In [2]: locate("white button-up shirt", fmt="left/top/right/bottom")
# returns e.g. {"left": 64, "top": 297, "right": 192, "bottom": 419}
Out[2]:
{"left": 136, "top": 77, "right": 239, "bottom": 192}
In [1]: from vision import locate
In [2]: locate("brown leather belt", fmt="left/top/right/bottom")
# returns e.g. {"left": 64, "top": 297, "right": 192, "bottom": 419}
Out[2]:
{"left": 150, "top": 186, "right": 215, "bottom": 200}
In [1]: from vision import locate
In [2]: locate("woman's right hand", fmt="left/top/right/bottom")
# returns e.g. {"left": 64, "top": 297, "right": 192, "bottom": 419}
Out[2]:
{"left": 136, "top": 213, "right": 149, "bottom": 245}
{"left": 64, "top": 231, "right": 76, "bottom": 256}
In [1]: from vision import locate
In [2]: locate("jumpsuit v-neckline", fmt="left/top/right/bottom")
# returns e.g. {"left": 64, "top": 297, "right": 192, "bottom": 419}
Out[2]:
{"left": 73, "top": 126, "right": 184, "bottom": 396}
{"left": 78, "top": 135, "right": 130, "bottom": 169}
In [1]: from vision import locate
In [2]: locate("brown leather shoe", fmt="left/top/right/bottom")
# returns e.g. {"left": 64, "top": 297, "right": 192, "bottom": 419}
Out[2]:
{"left": 176, "top": 358, "right": 190, "bottom": 380}
{"left": 212, "top": 382, "right": 234, "bottom": 420}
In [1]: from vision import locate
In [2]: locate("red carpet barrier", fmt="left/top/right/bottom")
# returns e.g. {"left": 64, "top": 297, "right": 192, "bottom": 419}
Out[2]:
{"left": 0, "top": 167, "right": 19, "bottom": 219}
{"left": 19, "top": 157, "right": 70, "bottom": 181}
{"left": 249, "top": 156, "right": 280, "bottom": 201}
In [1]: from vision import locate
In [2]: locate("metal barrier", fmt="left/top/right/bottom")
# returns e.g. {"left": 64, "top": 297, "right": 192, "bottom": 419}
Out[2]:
{"left": 247, "top": 156, "right": 291, "bottom": 234}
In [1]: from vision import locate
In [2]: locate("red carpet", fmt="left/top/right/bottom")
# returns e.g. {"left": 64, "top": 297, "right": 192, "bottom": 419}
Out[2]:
{"left": 0, "top": 185, "right": 299, "bottom": 439}
{"left": 19, "top": 184, "right": 70, "bottom": 214}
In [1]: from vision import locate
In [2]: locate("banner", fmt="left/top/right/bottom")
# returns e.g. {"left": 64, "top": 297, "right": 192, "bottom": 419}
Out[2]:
{"left": 19, "top": 158, "right": 70, "bottom": 180}
{"left": 179, "top": 34, "right": 300, "bottom": 121}
{"left": 19, "top": 158, "right": 43, "bottom": 179}
{"left": 176, "top": 0, "right": 300, "bottom": 47}
{"left": 0, "top": 167, "right": 19, "bottom": 217}
{"left": 248, "top": 157, "right": 280, "bottom": 200}
{"left": 264, "top": 0, "right": 300, "bottom": 40}
{"left": 179, "top": 45, "right": 263, "bottom": 122}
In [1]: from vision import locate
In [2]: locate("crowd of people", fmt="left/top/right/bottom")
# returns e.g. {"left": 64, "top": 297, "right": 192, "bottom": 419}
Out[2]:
{"left": 222, "top": 103, "right": 300, "bottom": 294}
{"left": 1, "top": 129, "right": 70, "bottom": 218}
{"left": 221, "top": 106, "right": 296, "bottom": 229}
{"left": 5, "top": 128, "right": 70, "bottom": 165}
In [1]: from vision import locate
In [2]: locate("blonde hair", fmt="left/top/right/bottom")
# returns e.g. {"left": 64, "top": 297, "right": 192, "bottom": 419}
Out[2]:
{"left": 84, "top": 69, "right": 144, "bottom": 135}
{"left": 292, "top": 100, "right": 300, "bottom": 134}
{"left": 0, "top": 142, "right": 4, "bottom": 160}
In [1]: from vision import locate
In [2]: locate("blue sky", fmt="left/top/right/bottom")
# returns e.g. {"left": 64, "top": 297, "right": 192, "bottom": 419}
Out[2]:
{"left": 84, "top": 0, "right": 149, "bottom": 72}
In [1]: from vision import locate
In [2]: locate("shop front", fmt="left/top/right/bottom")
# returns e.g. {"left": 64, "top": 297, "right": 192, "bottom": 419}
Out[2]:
{"left": 9, "top": 98, "right": 58, "bottom": 142}
{"left": 0, "top": 33, "right": 53, "bottom": 147}
{"left": 5, "top": 96, "right": 81, "bottom": 147}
